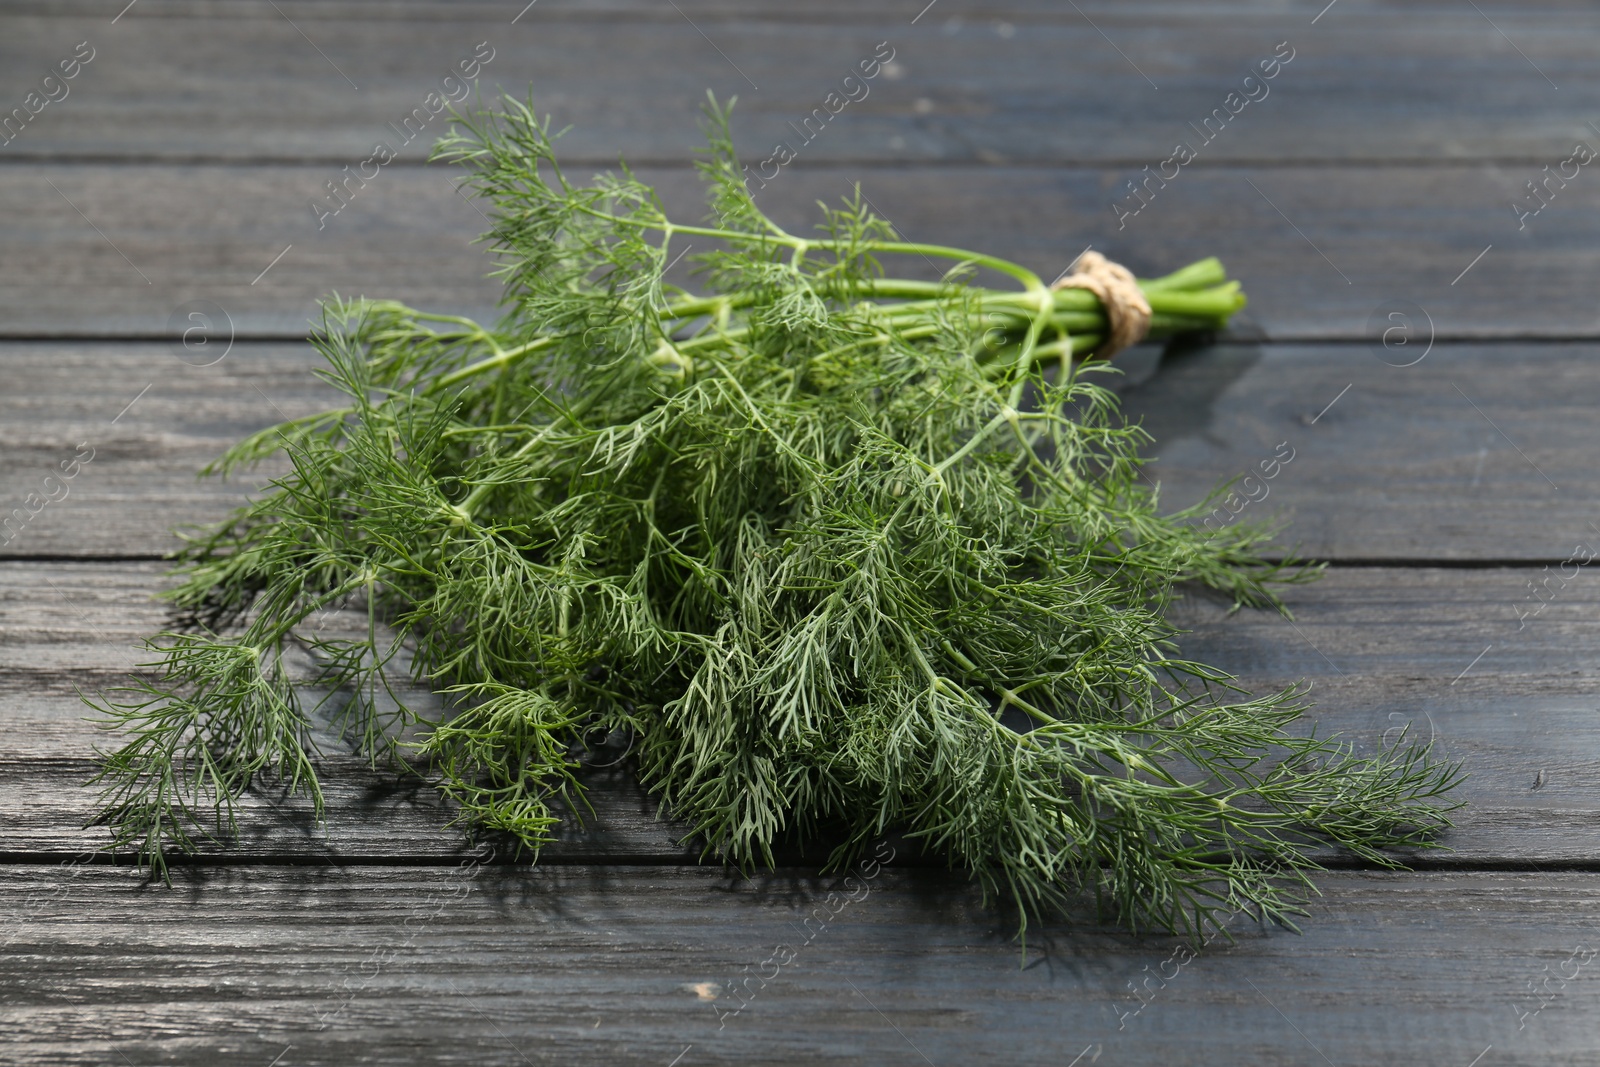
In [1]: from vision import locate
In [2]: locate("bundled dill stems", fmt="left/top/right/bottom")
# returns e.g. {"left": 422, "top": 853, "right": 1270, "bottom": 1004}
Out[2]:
{"left": 90, "top": 97, "right": 1461, "bottom": 938}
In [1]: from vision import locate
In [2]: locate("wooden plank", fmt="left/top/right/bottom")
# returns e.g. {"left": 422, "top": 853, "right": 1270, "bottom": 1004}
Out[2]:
{"left": 2, "top": 757, "right": 692, "bottom": 866}
{"left": 1168, "top": 567, "right": 1600, "bottom": 865}
{"left": 12, "top": 0, "right": 1600, "bottom": 12}
{"left": 0, "top": 342, "right": 327, "bottom": 559}
{"left": 1, "top": 3, "right": 1596, "bottom": 166}
{"left": 0, "top": 166, "right": 503, "bottom": 339}
{"left": 0, "top": 562, "right": 691, "bottom": 864}
{"left": 4, "top": 562, "right": 1597, "bottom": 864}
{"left": 1117, "top": 341, "right": 1600, "bottom": 561}
{"left": 0, "top": 163, "right": 1592, "bottom": 340}
{"left": 2, "top": 340, "right": 1596, "bottom": 560}
{"left": 4, "top": 865, "right": 1599, "bottom": 1065}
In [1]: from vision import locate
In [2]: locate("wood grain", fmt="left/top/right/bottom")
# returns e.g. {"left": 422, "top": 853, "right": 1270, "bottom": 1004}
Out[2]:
{"left": 4, "top": 562, "right": 1595, "bottom": 865}
{"left": 1170, "top": 567, "right": 1600, "bottom": 864}
{"left": 1119, "top": 340, "right": 1600, "bottom": 561}
{"left": 0, "top": 342, "right": 325, "bottom": 558}
{"left": 0, "top": 560, "right": 695, "bottom": 864}
{"left": 0, "top": 162, "right": 1591, "bottom": 339}
{"left": 2, "top": 340, "right": 1596, "bottom": 560}
{"left": 1, "top": 3, "right": 1595, "bottom": 166}
{"left": 4, "top": 865, "right": 1598, "bottom": 1066}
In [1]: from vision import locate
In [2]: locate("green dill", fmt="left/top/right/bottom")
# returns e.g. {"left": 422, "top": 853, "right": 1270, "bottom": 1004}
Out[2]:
{"left": 87, "top": 95, "right": 1462, "bottom": 939}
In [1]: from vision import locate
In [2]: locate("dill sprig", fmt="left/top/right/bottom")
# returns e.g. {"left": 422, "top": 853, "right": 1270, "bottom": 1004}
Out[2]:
{"left": 87, "top": 95, "right": 1462, "bottom": 939}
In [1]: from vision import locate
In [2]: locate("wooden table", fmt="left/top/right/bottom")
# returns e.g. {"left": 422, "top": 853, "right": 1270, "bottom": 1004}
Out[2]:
{"left": 5, "top": 3, "right": 1599, "bottom": 1063}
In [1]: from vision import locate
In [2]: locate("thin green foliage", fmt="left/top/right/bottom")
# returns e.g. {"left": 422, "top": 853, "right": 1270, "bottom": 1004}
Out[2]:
{"left": 87, "top": 94, "right": 1462, "bottom": 939}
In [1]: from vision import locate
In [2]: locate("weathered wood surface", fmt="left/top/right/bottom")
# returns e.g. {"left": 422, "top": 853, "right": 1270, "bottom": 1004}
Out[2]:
{"left": 0, "top": 343, "right": 318, "bottom": 559}
{"left": 4, "top": 562, "right": 1595, "bottom": 864}
{"left": 5, "top": 2, "right": 1600, "bottom": 1064}
{"left": 2, "top": 340, "right": 1596, "bottom": 561}
{"left": 1117, "top": 340, "right": 1600, "bottom": 561}
{"left": 0, "top": 163, "right": 1594, "bottom": 339}
{"left": 2, "top": 2, "right": 1595, "bottom": 166}
{"left": 5, "top": 866, "right": 1599, "bottom": 1066}
{"left": 0, "top": 560, "right": 685, "bottom": 864}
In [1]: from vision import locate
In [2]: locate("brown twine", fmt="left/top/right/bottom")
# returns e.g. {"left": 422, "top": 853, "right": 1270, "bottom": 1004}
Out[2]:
{"left": 1049, "top": 251, "right": 1152, "bottom": 359}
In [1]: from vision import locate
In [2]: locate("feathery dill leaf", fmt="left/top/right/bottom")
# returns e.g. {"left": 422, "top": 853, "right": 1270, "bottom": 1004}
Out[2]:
{"left": 87, "top": 94, "right": 1462, "bottom": 939}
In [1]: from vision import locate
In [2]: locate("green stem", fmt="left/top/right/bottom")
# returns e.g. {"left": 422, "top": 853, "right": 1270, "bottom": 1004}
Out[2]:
{"left": 575, "top": 204, "right": 1046, "bottom": 289}
{"left": 248, "top": 569, "right": 374, "bottom": 649}
{"left": 427, "top": 336, "right": 557, "bottom": 394}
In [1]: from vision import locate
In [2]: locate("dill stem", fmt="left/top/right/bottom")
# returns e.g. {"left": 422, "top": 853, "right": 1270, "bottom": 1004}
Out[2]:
{"left": 585, "top": 201, "right": 1046, "bottom": 289}
{"left": 427, "top": 336, "right": 557, "bottom": 393}
{"left": 245, "top": 568, "right": 375, "bottom": 652}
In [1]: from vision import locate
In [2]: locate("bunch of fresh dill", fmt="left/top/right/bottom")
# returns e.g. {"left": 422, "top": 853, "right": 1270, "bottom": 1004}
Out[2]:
{"left": 89, "top": 96, "right": 1460, "bottom": 938}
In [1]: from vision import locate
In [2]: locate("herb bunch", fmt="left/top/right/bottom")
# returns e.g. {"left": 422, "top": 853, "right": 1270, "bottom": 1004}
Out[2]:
{"left": 90, "top": 96, "right": 1461, "bottom": 938}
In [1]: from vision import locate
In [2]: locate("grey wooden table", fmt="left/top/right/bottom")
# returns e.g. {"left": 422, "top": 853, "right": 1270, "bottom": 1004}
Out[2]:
{"left": 5, "top": 2, "right": 1600, "bottom": 1064}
